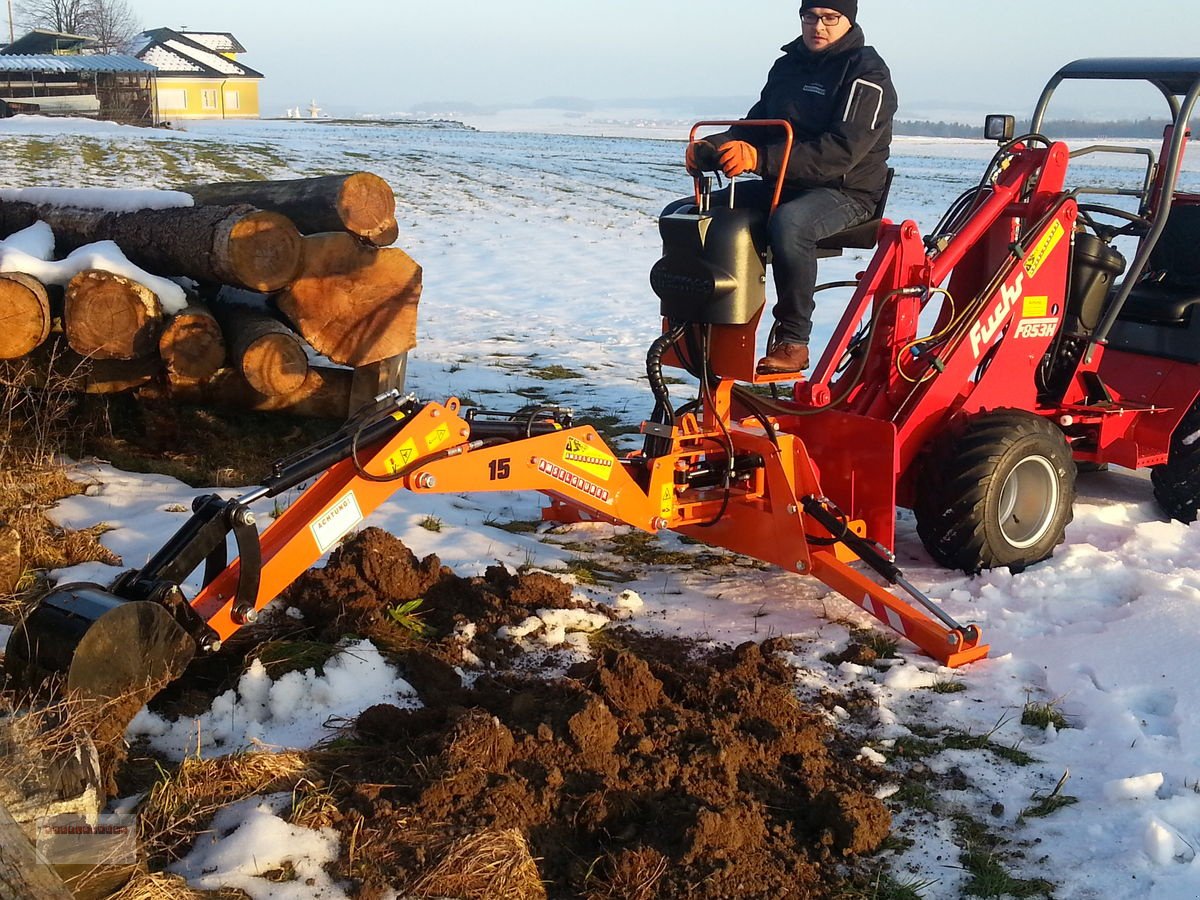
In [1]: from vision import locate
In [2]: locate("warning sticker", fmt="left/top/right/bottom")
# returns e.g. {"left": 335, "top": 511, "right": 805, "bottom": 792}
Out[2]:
{"left": 425, "top": 424, "right": 451, "bottom": 451}
{"left": 386, "top": 439, "right": 418, "bottom": 475}
{"left": 660, "top": 483, "right": 675, "bottom": 518}
{"left": 1022, "top": 295, "right": 1049, "bottom": 318}
{"left": 310, "top": 492, "right": 364, "bottom": 554}
{"left": 562, "top": 436, "right": 615, "bottom": 482}
{"left": 1024, "top": 220, "right": 1065, "bottom": 279}
{"left": 537, "top": 459, "right": 611, "bottom": 504}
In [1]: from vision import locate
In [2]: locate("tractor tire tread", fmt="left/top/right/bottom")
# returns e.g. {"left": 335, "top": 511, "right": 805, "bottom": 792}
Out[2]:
{"left": 914, "top": 409, "right": 1075, "bottom": 573}
{"left": 1151, "top": 397, "right": 1200, "bottom": 522}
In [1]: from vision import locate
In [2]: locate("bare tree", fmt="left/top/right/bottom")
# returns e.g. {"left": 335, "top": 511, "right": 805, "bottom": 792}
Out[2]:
{"left": 15, "top": 0, "right": 140, "bottom": 52}
{"left": 15, "top": 0, "right": 91, "bottom": 35}
{"left": 83, "top": 0, "right": 138, "bottom": 53}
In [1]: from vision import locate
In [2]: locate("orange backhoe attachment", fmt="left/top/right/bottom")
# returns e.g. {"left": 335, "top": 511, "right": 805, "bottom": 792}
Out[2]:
{"left": 185, "top": 394, "right": 986, "bottom": 667}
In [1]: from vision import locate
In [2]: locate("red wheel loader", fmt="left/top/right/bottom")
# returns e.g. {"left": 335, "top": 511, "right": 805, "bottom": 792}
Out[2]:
{"left": 9, "top": 58, "right": 1200, "bottom": 723}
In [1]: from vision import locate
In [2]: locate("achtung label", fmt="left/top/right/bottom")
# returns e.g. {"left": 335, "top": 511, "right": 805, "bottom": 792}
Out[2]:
{"left": 311, "top": 491, "right": 364, "bottom": 553}
{"left": 660, "top": 483, "right": 675, "bottom": 518}
{"left": 562, "top": 436, "right": 615, "bottom": 482}
{"left": 1024, "top": 220, "right": 1065, "bottom": 279}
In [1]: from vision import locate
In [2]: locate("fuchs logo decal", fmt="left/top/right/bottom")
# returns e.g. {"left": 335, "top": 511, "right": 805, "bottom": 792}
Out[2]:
{"left": 802, "top": 83, "right": 827, "bottom": 96}
{"left": 970, "top": 273, "right": 1024, "bottom": 359}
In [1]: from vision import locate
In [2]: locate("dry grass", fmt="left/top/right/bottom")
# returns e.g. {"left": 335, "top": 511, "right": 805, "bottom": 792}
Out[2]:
{"left": 108, "top": 870, "right": 249, "bottom": 900}
{"left": 586, "top": 846, "right": 670, "bottom": 900}
{"left": 140, "top": 750, "right": 318, "bottom": 861}
{"left": 0, "top": 354, "right": 121, "bottom": 625}
{"left": 411, "top": 828, "right": 547, "bottom": 900}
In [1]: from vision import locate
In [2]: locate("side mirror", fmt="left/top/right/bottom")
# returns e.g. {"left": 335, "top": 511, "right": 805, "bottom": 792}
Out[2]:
{"left": 984, "top": 114, "right": 1015, "bottom": 143}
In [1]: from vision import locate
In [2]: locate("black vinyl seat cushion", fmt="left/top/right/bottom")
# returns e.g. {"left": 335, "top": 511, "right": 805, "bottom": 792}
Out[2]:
{"left": 1119, "top": 282, "right": 1200, "bottom": 325}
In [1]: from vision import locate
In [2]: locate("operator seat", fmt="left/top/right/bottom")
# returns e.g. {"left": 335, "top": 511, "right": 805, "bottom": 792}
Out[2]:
{"left": 1107, "top": 202, "right": 1200, "bottom": 363}
{"left": 816, "top": 168, "right": 894, "bottom": 258}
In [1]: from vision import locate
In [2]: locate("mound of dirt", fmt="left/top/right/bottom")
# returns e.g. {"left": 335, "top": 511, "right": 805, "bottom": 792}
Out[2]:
{"left": 330, "top": 632, "right": 890, "bottom": 898}
{"left": 282, "top": 526, "right": 604, "bottom": 672}
{"left": 140, "top": 528, "right": 890, "bottom": 898}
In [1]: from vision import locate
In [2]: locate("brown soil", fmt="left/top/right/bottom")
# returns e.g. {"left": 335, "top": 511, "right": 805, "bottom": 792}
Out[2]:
{"left": 282, "top": 525, "right": 607, "bottom": 673}
{"left": 277, "top": 528, "right": 891, "bottom": 899}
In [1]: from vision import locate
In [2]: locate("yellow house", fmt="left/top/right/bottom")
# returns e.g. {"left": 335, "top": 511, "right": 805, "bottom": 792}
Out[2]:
{"left": 133, "top": 29, "right": 262, "bottom": 121}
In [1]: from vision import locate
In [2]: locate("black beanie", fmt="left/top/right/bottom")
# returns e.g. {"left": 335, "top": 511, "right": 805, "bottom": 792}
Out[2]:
{"left": 800, "top": 0, "right": 857, "bottom": 23}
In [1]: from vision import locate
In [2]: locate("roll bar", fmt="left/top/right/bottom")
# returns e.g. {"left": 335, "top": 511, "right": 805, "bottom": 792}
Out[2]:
{"left": 1031, "top": 59, "right": 1200, "bottom": 356}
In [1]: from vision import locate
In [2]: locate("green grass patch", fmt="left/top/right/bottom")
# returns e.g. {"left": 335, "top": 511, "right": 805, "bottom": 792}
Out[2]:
{"left": 387, "top": 599, "right": 429, "bottom": 637}
{"left": 838, "top": 871, "right": 939, "bottom": 899}
{"left": 892, "top": 780, "right": 937, "bottom": 812}
{"left": 255, "top": 640, "right": 338, "bottom": 677}
{"left": 953, "top": 816, "right": 1055, "bottom": 898}
{"left": 486, "top": 517, "right": 543, "bottom": 534}
{"left": 927, "top": 678, "right": 967, "bottom": 694}
{"left": 528, "top": 364, "right": 584, "bottom": 381}
{"left": 1021, "top": 698, "right": 1070, "bottom": 730}
{"left": 1020, "top": 770, "right": 1077, "bottom": 819}
{"left": 418, "top": 515, "right": 443, "bottom": 533}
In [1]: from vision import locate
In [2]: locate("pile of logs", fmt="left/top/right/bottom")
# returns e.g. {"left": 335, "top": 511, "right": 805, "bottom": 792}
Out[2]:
{"left": 0, "top": 172, "right": 421, "bottom": 419}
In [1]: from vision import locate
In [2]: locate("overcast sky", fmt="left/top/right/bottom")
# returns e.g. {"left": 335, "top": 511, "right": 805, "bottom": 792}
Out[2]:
{"left": 124, "top": 1, "right": 1200, "bottom": 121}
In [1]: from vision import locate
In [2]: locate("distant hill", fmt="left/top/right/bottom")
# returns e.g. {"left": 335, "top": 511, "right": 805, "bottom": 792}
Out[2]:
{"left": 897, "top": 117, "right": 1188, "bottom": 140}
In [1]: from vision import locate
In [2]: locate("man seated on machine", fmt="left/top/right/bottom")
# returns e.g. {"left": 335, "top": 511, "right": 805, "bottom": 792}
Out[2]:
{"left": 687, "top": 0, "right": 897, "bottom": 374}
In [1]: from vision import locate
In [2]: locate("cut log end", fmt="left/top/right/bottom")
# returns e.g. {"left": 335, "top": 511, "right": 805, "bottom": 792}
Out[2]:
{"left": 225, "top": 211, "right": 304, "bottom": 292}
{"left": 242, "top": 333, "right": 309, "bottom": 396}
{"left": 276, "top": 233, "right": 422, "bottom": 367}
{"left": 338, "top": 172, "right": 397, "bottom": 239}
{"left": 65, "top": 270, "right": 163, "bottom": 360}
{"left": 0, "top": 273, "right": 51, "bottom": 360}
{"left": 159, "top": 304, "right": 226, "bottom": 380}
{"left": 367, "top": 216, "right": 400, "bottom": 248}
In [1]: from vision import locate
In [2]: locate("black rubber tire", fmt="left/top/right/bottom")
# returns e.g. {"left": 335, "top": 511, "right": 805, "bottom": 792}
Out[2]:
{"left": 914, "top": 410, "right": 1077, "bottom": 574}
{"left": 1151, "top": 397, "right": 1200, "bottom": 522}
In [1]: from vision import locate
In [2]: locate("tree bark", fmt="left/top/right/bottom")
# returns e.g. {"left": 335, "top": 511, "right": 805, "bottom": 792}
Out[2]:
{"left": 275, "top": 232, "right": 422, "bottom": 367}
{"left": 159, "top": 302, "right": 225, "bottom": 381}
{"left": 64, "top": 270, "right": 162, "bottom": 360}
{"left": 0, "top": 799, "right": 73, "bottom": 900}
{"left": 0, "top": 272, "right": 52, "bottom": 360}
{"left": 217, "top": 307, "right": 310, "bottom": 397}
{"left": 0, "top": 201, "right": 303, "bottom": 292}
{"left": 164, "top": 365, "right": 354, "bottom": 418}
{"left": 184, "top": 172, "right": 397, "bottom": 245}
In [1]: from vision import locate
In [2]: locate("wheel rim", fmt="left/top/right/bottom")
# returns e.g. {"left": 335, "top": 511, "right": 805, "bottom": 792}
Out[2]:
{"left": 996, "top": 455, "right": 1059, "bottom": 549}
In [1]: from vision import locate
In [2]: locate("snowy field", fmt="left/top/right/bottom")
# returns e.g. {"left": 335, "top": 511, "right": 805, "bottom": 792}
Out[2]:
{"left": 6, "top": 114, "right": 1200, "bottom": 898}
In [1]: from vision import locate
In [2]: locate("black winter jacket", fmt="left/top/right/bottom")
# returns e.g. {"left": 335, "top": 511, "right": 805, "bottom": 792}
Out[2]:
{"left": 712, "top": 27, "right": 897, "bottom": 207}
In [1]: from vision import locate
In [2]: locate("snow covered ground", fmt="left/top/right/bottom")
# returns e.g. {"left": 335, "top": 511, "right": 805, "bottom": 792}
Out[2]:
{"left": 6, "top": 113, "right": 1200, "bottom": 898}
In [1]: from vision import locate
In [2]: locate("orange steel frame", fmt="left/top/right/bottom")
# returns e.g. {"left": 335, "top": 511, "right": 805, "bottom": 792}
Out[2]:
{"left": 189, "top": 395, "right": 988, "bottom": 667}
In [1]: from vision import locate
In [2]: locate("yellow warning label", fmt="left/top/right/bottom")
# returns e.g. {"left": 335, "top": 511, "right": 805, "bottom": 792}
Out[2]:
{"left": 562, "top": 436, "right": 616, "bottom": 482}
{"left": 425, "top": 424, "right": 451, "bottom": 451}
{"left": 1024, "top": 220, "right": 1065, "bottom": 279}
{"left": 386, "top": 439, "right": 418, "bottom": 475}
{"left": 660, "top": 483, "right": 675, "bottom": 518}
{"left": 1022, "top": 295, "right": 1049, "bottom": 318}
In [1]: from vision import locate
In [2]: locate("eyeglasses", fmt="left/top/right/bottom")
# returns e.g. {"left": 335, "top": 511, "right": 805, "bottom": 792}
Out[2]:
{"left": 800, "top": 12, "right": 844, "bottom": 26}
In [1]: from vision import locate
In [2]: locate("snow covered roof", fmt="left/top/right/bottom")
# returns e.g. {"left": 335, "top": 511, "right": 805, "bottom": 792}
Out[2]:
{"left": 180, "top": 32, "right": 246, "bottom": 54}
{"left": 134, "top": 28, "right": 262, "bottom": 79}
{"left": 0, "top": 54, "right": 155, "bottom": 74}
{"left": 138, "top": 45, "right": 202, "bottom": 73}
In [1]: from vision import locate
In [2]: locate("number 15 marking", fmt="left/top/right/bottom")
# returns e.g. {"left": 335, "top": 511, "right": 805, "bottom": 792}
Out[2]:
{"left": 489, "top": 458, "right": 512, "bottom": 481}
